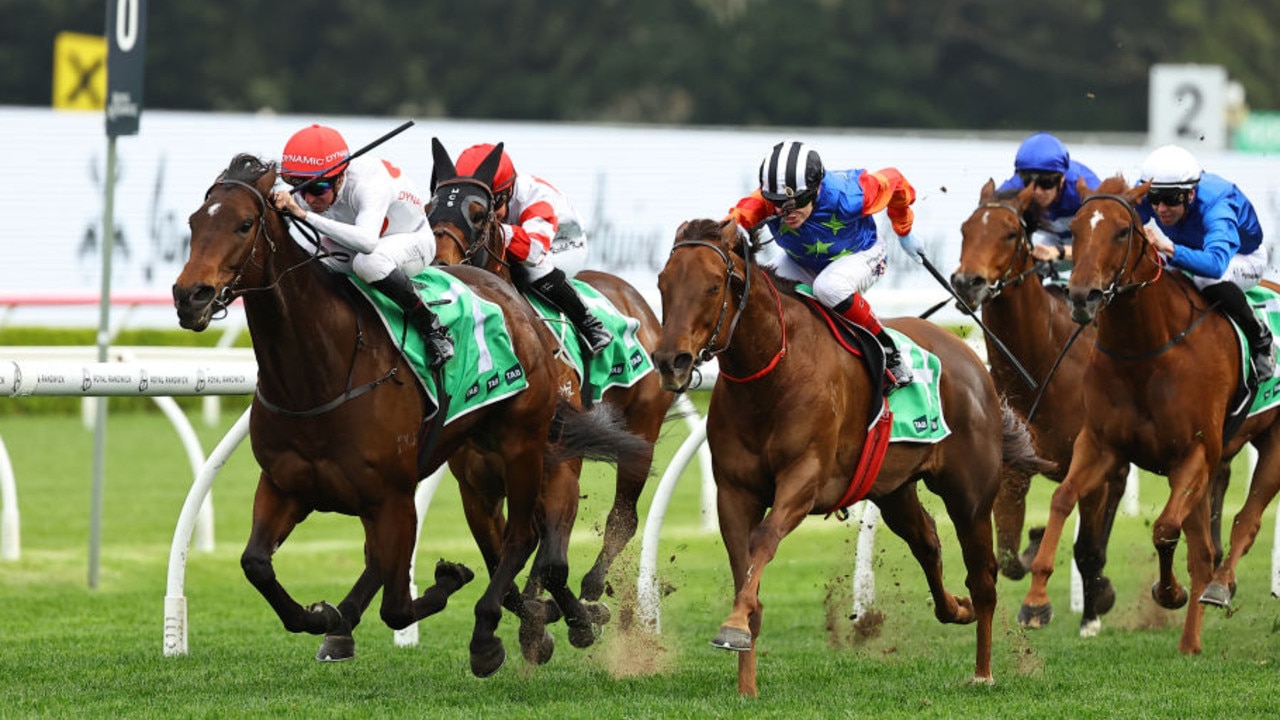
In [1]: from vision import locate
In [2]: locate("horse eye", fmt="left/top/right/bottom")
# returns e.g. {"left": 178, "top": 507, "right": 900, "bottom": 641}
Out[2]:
{"left": 238, "top": 218, "right": 254, "bottom": 234}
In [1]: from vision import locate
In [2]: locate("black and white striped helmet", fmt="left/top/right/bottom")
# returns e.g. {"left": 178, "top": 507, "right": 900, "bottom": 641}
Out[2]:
{"left": 758, "top": 141, "right": 825, "bottom": 206}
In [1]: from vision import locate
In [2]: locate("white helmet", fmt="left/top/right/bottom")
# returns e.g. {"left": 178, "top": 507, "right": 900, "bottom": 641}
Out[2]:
{"left": 1139, "top": 145, "right": 1202, "bottom": 189}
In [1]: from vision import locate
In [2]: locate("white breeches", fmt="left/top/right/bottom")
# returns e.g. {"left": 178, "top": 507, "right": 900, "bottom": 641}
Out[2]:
{"left": 767, "top": 236, "right": 889, "bottom": 308}
{"left": 1190, "top": 244, "right": 1268, "bottom": 292}
{"left": 325, "top": 228, "right": 435, "bottom": 282}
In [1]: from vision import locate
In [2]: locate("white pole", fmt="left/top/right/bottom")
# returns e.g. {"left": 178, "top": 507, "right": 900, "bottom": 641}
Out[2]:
{"left": 393, "top": 465, "right": 447, "bottom": 648}
{"left": 0, "top": 436, "right": 19, "bottom": 560}
{"left": 851, "top": 502, "right": 879, "bottom": 618}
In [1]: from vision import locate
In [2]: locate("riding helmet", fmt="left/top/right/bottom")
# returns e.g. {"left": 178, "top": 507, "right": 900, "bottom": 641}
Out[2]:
{"left": 280, "top": 124, "right": 350, "bottom": 178}
{"left": 758, "top": 141, "right": 824, "bottom": 206}
{"left": 455, "top": 143, "right": 517, "bottom": 194}
{"left": 1013, "top": 132, "right": 1070, "bottom": 175}
{"left": 1140, "top": 145, "right": 1202, "bottom": 189}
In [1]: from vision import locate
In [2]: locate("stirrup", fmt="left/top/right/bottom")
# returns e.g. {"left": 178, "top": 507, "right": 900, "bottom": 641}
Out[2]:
{"left": 580, "top": 322, "right": 613, "bottom": 356}
{"left": 423, "top": 331, "right": 455, "bottom": 370}
{"left": 1252, "top": 350, "right": 1275, "bottom": 383}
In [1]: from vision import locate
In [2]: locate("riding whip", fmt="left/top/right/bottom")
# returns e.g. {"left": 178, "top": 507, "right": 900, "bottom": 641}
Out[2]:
{"left": 914, "top": 252, "right": 1039, "bottom": 391}
{"left": 288, "top": 120, "right": 416, "bottom": 197}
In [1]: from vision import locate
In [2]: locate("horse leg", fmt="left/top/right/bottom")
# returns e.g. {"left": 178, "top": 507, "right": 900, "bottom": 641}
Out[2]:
{"left": 1073, "top": 467, "right": 1125, "bottom": 637}
{"left": 1204, "top": 434, "right": 1280, "bottom": 607}
{"left": 1177, "top": 495, "right": 1213, "bottom": 655}
{"left": 1020, "top": 434, "right": 1121, "bottom": 629}
{"left": 878, "top": 482, "right": 973, "bottom": 624}
{"left": 1208, "top": 460, "right": 1232, "bottom": 568}
{"left": 316, "top": 563, "right": 382, "bottom": 662}
{"left": 240, "top": 474, "right": 346, "bottom": 639}
{"left": 468, "top": 454, "right": 543, "bottom": 678}
{"left": 581, "top": 441, "right": 656, "bottom": 603}
{"left": 932, "top": 482, "right": 999, "bottom": 684}
{"left": 708, "top": 482, "right": 767, "bottom": 697}
{"left": 993, "top": 465, "right": 1033, "bottom": 580}
{"left": 1150, "top": 447, "right": 1215, "bottom": 614}
{"left": 531, "top": 460, "right": 610, "bottom": 650}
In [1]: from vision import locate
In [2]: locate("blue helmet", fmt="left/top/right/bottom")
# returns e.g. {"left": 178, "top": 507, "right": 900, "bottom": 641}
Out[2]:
{"left": 1013, "top": 133, "right": 1070, "bottom": 175}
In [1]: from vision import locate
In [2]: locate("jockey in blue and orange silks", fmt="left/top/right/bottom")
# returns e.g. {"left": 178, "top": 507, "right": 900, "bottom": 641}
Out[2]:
{"left": 726, "top": 140, "right": 924, "bottom": 390}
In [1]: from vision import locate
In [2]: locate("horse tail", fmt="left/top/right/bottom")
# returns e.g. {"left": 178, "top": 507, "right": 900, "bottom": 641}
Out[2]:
{"left": 999, "top": 398, "right": 1057, "bottom": 478}
{"left": 547, "top": 397, "right": 652, "bottom": 468}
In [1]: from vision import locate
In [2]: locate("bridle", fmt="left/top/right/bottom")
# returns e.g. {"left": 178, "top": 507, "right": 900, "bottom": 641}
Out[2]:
{"left": 967, "top": 201, "right": 1048, "bottom": 302}
{"left": 1075, "top": 192, "right": 1165, "bottom": 307}
{"left": 429, "top": 178, "right": 509, "bottom": 272}
{"left": 667, "top": 230, "right": 787, "bottom": 383}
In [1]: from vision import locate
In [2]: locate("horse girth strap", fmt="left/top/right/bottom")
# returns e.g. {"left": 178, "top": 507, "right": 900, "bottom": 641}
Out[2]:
{"left": 255, "top": 366, "right": 399, "bottom": 419}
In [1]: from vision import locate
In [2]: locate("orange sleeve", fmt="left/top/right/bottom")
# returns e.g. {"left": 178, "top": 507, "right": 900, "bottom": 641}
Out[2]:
{"left": 726, "top": 190, "right": 776, "bottom": 230}
{"left": 858, "top": 168, "right": 916, "bottom": 236}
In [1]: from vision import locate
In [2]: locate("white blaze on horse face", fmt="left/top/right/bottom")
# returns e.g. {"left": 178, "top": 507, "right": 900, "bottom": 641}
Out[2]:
{"left": 1088, "top": 208, "right": 1105, "bottom": 231}
{"left": 980, "top": 210, "right": 991, "bottom": 227}
{"left": 206, "top": 202, "right": 222, "bottom": 217}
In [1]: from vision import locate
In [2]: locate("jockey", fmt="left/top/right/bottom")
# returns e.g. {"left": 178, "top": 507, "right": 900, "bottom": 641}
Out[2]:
{"left": 453, "top": 143, "right": 613, "bottom": 356}
{"left": 269, "top": 124, "right": 454, "bottom": 369}
{"left": 726, "top": 140, "right": 923, "bottom": 390}
{"left": 996, "top": 132, "right": 1101, "bottom": 265}
{"left": 1137, "top": 144, "right": 1274, "bottom": 381}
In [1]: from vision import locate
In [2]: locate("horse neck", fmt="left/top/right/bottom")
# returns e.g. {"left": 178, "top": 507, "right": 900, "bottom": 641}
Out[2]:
{"left": 1094, "top": 273, "right": 1204, "bottom": 353}
{"left": 243, "top": 232, "right": 368, "bottom": 401}
{"left": 983, "top": 276, "right": 1076, "bottom": 374}
{"left": 715, "top": 266, "right": 795, "bottom": 383}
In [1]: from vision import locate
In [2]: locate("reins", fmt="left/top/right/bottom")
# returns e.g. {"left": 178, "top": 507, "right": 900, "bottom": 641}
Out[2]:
{"left": 668, "top": 236, "right": 788, "bottom": 383}
{"left": 211, "top": 175, "right": 403, "bottom": 419}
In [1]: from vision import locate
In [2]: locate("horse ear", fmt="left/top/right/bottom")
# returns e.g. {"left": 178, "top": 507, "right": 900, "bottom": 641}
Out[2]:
{"left": 1014, "top": 182, "right": 1036, "bottom": 210}
{"left": 979, "top": 178, "right": 996, "bottom": 202}
{"left": 472, "top": 142, "right": 505, "bottom": 188}
{"left": 1077, "top": 175, "right": 1095, "bottom": 200}
{"left": 1126, "top": 178, "right": 1149, "bottom": 204}
{"left": 431, "top": 137, "right": 457, "bottom": 189}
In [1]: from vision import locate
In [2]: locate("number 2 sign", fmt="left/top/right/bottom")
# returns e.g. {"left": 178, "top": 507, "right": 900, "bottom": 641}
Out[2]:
{"left": 1148, "top": 64, "right": 1227, "bottom": 151}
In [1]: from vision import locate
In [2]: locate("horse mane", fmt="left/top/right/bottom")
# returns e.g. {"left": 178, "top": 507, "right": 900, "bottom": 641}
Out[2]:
{"left": 220, "top": 153, "right": 277, "bottom": 184}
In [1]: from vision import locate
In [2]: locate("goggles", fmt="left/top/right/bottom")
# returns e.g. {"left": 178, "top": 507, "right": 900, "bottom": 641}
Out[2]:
{"left": 764, "top": 188, "right": 816, "bottom": 214}
{"left": 1147, "top": 187, "right": 1191, "bottom": 207}
{"left": 1017, "top": 171, "right": 1063, "bottom": 190}
{"left": 285, "top": 175, "right": 338, "bottom": 196}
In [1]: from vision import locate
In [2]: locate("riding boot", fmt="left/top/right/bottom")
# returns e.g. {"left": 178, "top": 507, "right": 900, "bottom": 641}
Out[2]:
{"left": 528, "top": 268, "right": 614, "bottom": 356}
{"left": 372, "top": 269, "right": 455, "bottom": 370}
{"left": 1202, "top": 281, "right": 1275, "bottom": 382}
{"left": 833, "top": 293, "right": 912, "bottom": 390}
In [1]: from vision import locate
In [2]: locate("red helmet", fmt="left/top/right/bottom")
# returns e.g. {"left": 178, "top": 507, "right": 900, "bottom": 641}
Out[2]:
{"left": 455, "top": 143, "right": 516, "bottom": 193}
{"left": 281, "top": 124, "right": 349, "bottom": 178}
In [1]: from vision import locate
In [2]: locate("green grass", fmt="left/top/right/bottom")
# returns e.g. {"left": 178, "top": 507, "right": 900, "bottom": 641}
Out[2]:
{"left": 2, "top": 407, "right": 1279, "bottom": 718}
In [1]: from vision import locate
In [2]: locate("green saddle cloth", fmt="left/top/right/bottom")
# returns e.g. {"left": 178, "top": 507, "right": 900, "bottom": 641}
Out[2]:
{"left": 523, "top": 279, "right": 655, "bottom": 403}
{"left": 352, "top": 268, "right": 529, "bottom": 426}
{"left": 794, "top": 285, "right": 948, "bottom": 443}
{"left": 1246, "top": 285, "right": 1280, "bottom": 417}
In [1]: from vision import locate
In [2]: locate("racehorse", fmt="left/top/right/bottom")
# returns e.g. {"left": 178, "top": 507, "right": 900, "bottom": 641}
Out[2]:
{"left": 427, "top": 139, "right": 675, "bottom": 617}
{"left": 950, "top": 180, "right": 1128, "bottom": 633}
{"left": 173, "top": 153, "right": 647, "bottom": 677}
{"left": 1016, "top": 175, "right": 1280, "bottom": 654}
{"left": 651, "top": 218, "right": 1052, "bottom": 695}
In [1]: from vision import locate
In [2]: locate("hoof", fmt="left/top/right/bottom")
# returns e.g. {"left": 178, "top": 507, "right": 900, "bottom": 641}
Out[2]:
{"left": 710, "top": 624, "right": 752, "bottom": 652}
{"left": 1017, "top": 602, "right": 1053, "bottom": 629}
{"left": 316, "top": 634, "right": 355, "bottom": 662}
{"left": 567, "top": 616, "right": 601, "bottom": 649}
{"left": 519, "top": 622, "right": 555, "bottom": 665}
{"left": 435, "top": 560, "right": 475, "bottom": 589}
{"left": 998, "top": 549, "right": 1027, "bottom": 581}
{"left": 1199, "top": 582, "right": 1233, "bottom": 608}
{"left": 305, "top": 601, "right": 344, "bottom": 634}
{"left": 470, "top": 638, "right": 507, "bottom": 678}
{"left": 1090, "top": 577, "right": 1116, "bottom": 616}
{"left": 584, "top": 601, "right": 612, "bottom": 627}
{"left": 1151, "top": 580, "right": 1189, "bottom": 610}
{"left": 523, "top": 596, "right": 563, "bottom": 625}
{"left": 1079, "top": 617, "right": 1101, "bottom": 638}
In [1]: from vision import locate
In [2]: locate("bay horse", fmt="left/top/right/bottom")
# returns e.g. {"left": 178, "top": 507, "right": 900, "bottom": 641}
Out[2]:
{"left": 173, "top": 153, "right": 646, "bottom": 677}
{"left": 651, "top": 218, "right": 1052, "bottom": 696}
{"left": 1016, "top": 175, "right": 1280, "bottom": 654}
{"left": 427, "top": 139, "right": 674, "bottom": 616}
{"left": 950, "top": 180, "right": 1127, "bottom": 634}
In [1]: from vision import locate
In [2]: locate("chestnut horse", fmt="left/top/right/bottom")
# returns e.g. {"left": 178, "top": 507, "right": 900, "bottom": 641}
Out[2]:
{"left": 652, "top": 218, "right": 1051, "bottom": 695}
{"left": 174, "top": 153, "right": 646, "bottom": 677}
{"left": 1017, "top": 175, "right": 1280, "bottom": 653}
{"left": 950, "top": 180, "right": 1126, "bottom": 633}
{"left": 427, "top": 139, "right": 674, "bottom": 612}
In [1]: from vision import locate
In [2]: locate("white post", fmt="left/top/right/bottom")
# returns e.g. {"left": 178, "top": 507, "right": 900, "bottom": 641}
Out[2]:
{"left": 851, "top": 502, "right": 879, "bottom": 618}
{"left": 0, "top": 436, "right": 19, "bottom": 560}
{"left": 393, "top": 465, "right": 447, "bottom": 648}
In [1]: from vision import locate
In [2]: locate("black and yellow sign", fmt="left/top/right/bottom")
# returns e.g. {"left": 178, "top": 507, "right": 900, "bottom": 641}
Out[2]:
{"left": 53, "top": 31, "right": 107, "bottom": 111}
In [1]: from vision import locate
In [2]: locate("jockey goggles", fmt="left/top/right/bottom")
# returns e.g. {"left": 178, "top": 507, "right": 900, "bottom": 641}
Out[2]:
{"left": 1017, "top": 171, "right": 1063, "bottom": 190}
{"left": 285, "top": 175, "right": 337, "bottom": 196}
{"left": 765, "top": 188, "right": 817, "bottom": 214}
{"left": 1147, "top": 187, "right": 1191, "bottom": 207}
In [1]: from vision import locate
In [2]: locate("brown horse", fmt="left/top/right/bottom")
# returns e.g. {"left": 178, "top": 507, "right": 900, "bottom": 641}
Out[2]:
{"left": 1016, "top": 175, "right": 1280, "bottom": 654}
{"left": 173, "top": 153, "right": 646, "bottom": 677}
{"left": 651, "top": 218, "right": 1051, "bottom": 695}
{"left": 427, "top": 139, "right": 675, "bottom": 612}
{"left": 950, "top": 180, "right": 1127, "bottom": 633}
